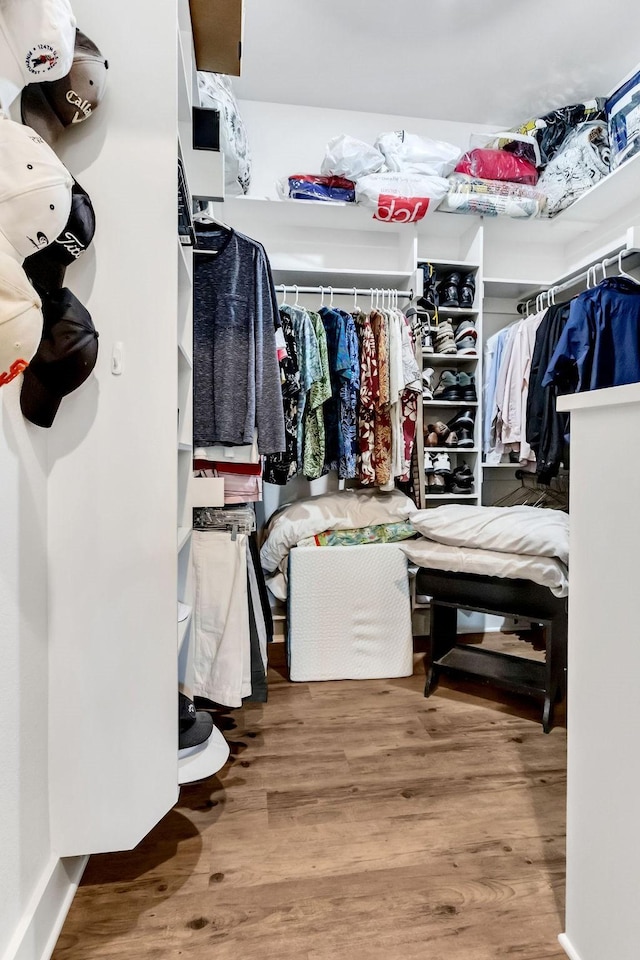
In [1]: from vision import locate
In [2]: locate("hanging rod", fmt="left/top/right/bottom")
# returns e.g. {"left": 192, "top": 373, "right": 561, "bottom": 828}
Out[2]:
{"left": 274, "top": 284, "right": 414, "bottom": 300}
{"left": 518, "top": 246, "right": 640, "bottom": 314}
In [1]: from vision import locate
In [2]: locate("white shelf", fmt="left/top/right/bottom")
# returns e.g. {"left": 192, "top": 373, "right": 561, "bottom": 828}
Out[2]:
{"left": 425, "top": 447, "right": 479, "bottom": 454}
{"left": 271, "top": 266, "right": 415, "bottom": 289}
{"left": 418, "top": 306, "right": 479, "bottom": 316}
{"left": 418, "top": 257, "right": 480, "bottom": 271}
{"left": 423, "top": 400, "right": 478, "bottom": 407}
{"left": 178, "top": 237, "right": 193, "bottom": 280}
{"left": 177, "top": 527, "right": 192, "bottom": 552}
{"left": 178, "top": 725, "right": 230, "bottom": 785}
{"left": 424, "top": 495, "right": 478, "bottom": 502}
{"left": 178, "top": 441, "right": 192, "bottom": 452}
{"left": 483, "top": 276, "right": 553, "bottom": 299}
{"left": 482, "top": 461, "right": 527, "bottom": 469}
{"left": 422, "top": 352, "right": 478, "bottom": 362}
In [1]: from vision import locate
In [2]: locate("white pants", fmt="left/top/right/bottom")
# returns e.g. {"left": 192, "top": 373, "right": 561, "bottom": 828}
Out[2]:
{"left": 192, "top": 531, "right": 252, "bottom": 707}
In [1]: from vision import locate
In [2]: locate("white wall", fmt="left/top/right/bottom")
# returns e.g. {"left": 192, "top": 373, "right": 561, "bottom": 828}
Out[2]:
{"left": 1, "top": 1, "right": 179, "bottom": 957}
{"left": 238, "top": 99, "right": 495, "bottom": 199}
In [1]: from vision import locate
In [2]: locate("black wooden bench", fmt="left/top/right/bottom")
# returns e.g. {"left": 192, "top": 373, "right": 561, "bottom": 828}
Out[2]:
{"left": 416, "top": 568, "right": 568, "bottom": 733}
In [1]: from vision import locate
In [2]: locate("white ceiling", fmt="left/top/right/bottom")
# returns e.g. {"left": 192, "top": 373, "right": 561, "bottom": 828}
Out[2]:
{"left": 233, "top": 0, "right": 640, "bottom": 127}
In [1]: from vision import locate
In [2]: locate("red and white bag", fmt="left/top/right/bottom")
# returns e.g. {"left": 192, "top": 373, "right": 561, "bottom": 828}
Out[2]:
{"left": 355, "top": 172, "right": 449, "bottom": 222}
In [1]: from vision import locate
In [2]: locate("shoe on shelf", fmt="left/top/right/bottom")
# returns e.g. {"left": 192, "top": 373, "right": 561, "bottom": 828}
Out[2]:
{"left": 448, "top": 408, "right": 476, "bottom": 430}
{"left": 420, "top": 262, "right": 439, "bottom": 310}
{"left": 425, "top": 420, "right": 450, "bottom": 443}
{"left": 437, "top": 271, "right": 461, "bottom": 308}
{"left": 422, "top": 367, "right": 435, "bottom": 400}
{"left": 432, "top": 452, "right": 452, "bottom": 475}
{"left": 434, "top": 320, "right": 457, "bottom": 355}
{"left": 455, "top": 335, "right": 478, "bottom": 356}
{"left": 450, "top": 463, "right": 475, "bottom": 494}
{"left": 454, "top": 319, "right": 477, "bottom": 342}
{"left": 456, "top": 371, "right": 477, "bottom": 402}
{"left": 444, "top": 430, "right": 459, "bottom": 448}
{"left": 424, "top": 452, "right": 435, "bottom": 473}
{"left": 433, "top": 369, "right": 461, "bottom": 401}
{"left": 422, "top": 328, "right": 435, "bottom": 354}
{"left": 427, "top": 473, "right": 447, "bottom": 494}
{"left": 455, "top": 427, "right": 475, "bottom": 448}
{"left": 459, "top": 272, "right": 476, "bottom": 309}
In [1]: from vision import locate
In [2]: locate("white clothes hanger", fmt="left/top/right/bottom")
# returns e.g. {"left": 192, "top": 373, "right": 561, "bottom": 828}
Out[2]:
{"left": 192, "top": 201, "right": 231, "bottom": 230}
{"left": 280, "top": 285, "right": 288, "bottom": 306}
{"left": 353, "top": 287, "right": 358, "bottom": 310}
{"left": 618, "top": 250, "right": 640, "bottom": 284}
{"left": 294, "top": 285, "right": 300, "bottom": 306}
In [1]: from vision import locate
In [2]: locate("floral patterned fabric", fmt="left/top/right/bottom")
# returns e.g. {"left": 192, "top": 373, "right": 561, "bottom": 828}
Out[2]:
{"left": 338, "top": 310, "right": 360, "bottom": 479}
{"left": 264, "top": 310, "right": 300, "bottom": 485}
{"left": 303, "top": 312, "right": 332, "bottom": 480}
{"left": 297, "top": 521, "right": 416, "bottom": 547}
{"left": 370, "top": 309, "right": 392, "bottom": 486}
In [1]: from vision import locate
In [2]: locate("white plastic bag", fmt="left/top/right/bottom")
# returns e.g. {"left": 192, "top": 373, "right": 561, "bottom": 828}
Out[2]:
{"left": 356, "top": 172, "right": 449, "bottom": 223}
{"left": 470, "top": 130, "right": 542, "bottom": 169}
{"left": 321, "top": 134, "right": 385, "bottom": 180}
{"left": 374, "top": 131, "right": 461, "bottom": 177}
{"left": 198, "top": 72, "right": 251, "bottom": 196}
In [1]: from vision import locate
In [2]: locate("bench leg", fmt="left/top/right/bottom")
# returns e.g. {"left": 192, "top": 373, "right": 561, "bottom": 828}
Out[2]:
{"left": 425, "top": 603, "right": 458, "bottom": 698}
{"left": 542, "top": 609, "right": 568, "bottom": 733}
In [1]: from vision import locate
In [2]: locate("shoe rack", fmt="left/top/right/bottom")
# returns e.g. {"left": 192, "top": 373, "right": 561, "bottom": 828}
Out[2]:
{"left": 415, "top": 241, "right": 482, "bottom": 509}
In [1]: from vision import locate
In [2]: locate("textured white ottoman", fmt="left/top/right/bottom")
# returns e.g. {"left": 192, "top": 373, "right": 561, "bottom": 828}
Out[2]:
{"left": 287, "top": 543, "right": 414, "bottom": 681}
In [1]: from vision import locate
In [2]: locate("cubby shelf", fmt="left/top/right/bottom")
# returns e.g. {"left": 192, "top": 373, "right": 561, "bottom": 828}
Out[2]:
{"left": 425, "top": 447, "right": 479, "bottom": 454}
{"left": 422, "top": 352, "right": 478, "bottom": 363}
{"left": 423, "top": 400, "right": 479, "bottom": 407}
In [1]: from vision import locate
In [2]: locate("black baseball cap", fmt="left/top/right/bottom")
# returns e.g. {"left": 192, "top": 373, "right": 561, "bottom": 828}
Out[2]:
{"left": 21, "top": 29, "right": 109, "bottom": 147}
{"left": 20, "top": 288, "right": 99, "bottom": 427}
{"left": 23, "top": 179, "right": 95, "bottom": 296}
{"left": 179, "top": 693, "right": 213, "bottom": 750}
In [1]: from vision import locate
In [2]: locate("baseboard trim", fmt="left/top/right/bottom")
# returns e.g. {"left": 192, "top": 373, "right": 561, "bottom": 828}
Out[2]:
{"left": 3, "top": 855, "right": 88, "bottom": 960}
{"left": 558, "top": 933, "right": 583, "bottom": 960}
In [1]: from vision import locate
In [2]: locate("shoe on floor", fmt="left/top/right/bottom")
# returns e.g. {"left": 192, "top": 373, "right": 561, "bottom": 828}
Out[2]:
{"left": 433, "top": 369, "right": 460, "bottom": 401}
{"left": 454, "top": 319, "right": 477, "bottom": 342}
{"left": 455, "top": 335, "right": 477, "bottom": 356}
{"left": 434, "top": 320, "right": 457, "bottom": 354}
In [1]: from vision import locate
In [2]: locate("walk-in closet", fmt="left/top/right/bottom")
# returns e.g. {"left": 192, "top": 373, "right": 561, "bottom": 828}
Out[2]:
{"left": 3, "top": 3, "right": 640, "bottom": 960}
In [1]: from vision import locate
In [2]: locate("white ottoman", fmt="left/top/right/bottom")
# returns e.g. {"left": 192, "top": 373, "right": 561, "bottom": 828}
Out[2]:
{"left": 287, "top": 543, "right": 414, "bottom": 681}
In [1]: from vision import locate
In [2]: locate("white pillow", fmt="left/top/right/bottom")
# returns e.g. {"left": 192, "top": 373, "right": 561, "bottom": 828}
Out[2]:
{"left": 408, "top": 504, "right": 569, "bottom": 566}
{"left": 399, "top": 538, "right": 568, "bottom": 597}
{"left": 260, "top": 488, "right": 415, "bottom": 574}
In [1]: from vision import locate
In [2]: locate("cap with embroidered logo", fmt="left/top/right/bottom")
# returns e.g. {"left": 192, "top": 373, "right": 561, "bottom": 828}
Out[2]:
{"left": 0, "top": 118, "right": 73, "bottom": 263}
{"left": 21, "top": 29, "right": 109, "bottom": 147}
{"left": 20, "top": 287, "right": 99, "bottom": 426}
{"left": 0, "top": 251, "right": 43, "bottom": 388}
{"left": 24, "top": 180, "right": 96, "bottom": 295}
{"left": 0, "top": 0, "right": 76, "bottom": 108}
{"left": 178, "top": 692, "right": 213, "bottom": 750}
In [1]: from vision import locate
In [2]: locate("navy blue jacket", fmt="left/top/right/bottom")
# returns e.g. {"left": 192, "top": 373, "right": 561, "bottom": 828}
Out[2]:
{"left": 543, "top": 277, "right": 640, "bottom": 392}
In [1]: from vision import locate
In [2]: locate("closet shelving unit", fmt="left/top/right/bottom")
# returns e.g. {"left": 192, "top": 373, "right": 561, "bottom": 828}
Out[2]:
{"left": 176, "top": 0, "right": 229, "bottom": 786}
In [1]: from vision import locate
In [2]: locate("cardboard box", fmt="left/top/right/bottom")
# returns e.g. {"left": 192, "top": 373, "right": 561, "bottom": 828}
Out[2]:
{"left": 189, "top": 0, "right": 243, "bottom": 76}
{"left": 606, "top": 69, "right": 640, "bottom": 171}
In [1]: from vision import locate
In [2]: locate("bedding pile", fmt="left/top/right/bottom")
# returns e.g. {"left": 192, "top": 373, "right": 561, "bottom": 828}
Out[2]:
{"left": 401, "top": 504, "right": 569, "bottom": 597}
{"left": 260, "top": 488, "right": 415, "bottom": 599}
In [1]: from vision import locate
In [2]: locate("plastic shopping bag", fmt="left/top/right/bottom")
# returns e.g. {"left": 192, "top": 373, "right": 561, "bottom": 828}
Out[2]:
{"left": 455, "top": 148, "right": 539, "bottom": 185}
{"left": 356, "top": 172, "right": 449, "bottom": 222}
{"left": 321, "top": 135, "right": 385, "bottom": 180}
{"left": 374, "top": 131, "right": 461, "bottom": 177}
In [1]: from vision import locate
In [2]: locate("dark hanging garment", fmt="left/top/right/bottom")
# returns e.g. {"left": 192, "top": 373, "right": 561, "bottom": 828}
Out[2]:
{"left": 526, "top": 301, "right": 571, "bottom": 483}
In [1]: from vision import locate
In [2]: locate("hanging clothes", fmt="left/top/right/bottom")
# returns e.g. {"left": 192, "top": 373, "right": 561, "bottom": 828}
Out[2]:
{"left": 279, "top": 303, "right": 322, "bottom": 471}
{"left": 354, "top": 308, "right": 378, "bottom": 485}
{"left": 193, "top": 225, "right": 285, "bottom": 454}
{"left": 526, "top": 301, "right": 571, "bottom": 483}
{"left": 483, "top": 327, "right": 512, "bottom": 462}
{"left": 397, "top": 315, "right": 421, "bottom": 481}
{"left": 337, "top": 309, "right": 360, "bottom": 479}
{"left": 370, "top": 308, "right": 392, "bottom": 486}
{"left": 302, "top": 311, "right": 331, "bottom": 479}
{"left": 263, "top": 308, "right": 300, "bottom": 485}
{"left": 499, "top": 311, "right": 545, "bottom": 464}
{"left": 543, "top": 276, "right": 640, "bottom": 392}
{"left": 319, "top": 306, "right": 351, "bottom": 473}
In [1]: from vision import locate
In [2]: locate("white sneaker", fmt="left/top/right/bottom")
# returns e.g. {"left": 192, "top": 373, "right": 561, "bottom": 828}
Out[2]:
{"left": 422, "top": 367, "right": 435, "bottom": 399}
{"left": 424, "top": 452, "right": 435, "bottom": 474}
{"left": 432, "top": 452, "right": 452, "bottom": 475}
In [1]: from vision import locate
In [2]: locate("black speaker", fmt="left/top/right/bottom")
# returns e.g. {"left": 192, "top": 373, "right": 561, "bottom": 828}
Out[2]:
{"left": 192, "top": 107, "right": 220, "bottom": 152}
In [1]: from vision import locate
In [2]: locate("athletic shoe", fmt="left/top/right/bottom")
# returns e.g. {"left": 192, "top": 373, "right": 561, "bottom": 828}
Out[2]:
{"left": 434, "top": 321, "right": 457, "bottom": 354}
{"left": 455, "top": 335, "right": 477, "bottom": 356}
{"left": 437, "top": 271, "right": 461, "bottom": 308}
{"left": 456, "top": 371, "right": 477, "bottom": 402}
{"left": 432, "top": 452, "right": 452, "bottom": 475}
{"left": 454, "top": 319, "right": 477, "bottom": 342}
{"left": 448, "top": 409, "right": 476, "bottom": 430}
{"left": 459, "top": 272, "right": 476, "bottom": 308}
{"left": 424, "top": 452, "right": 435, "bottom": 473}
{"left": 433, "top": 369, "right": 460, "bottom": 401}
{"left": 422, "top": 367, "right": 435, "bottom": 399}
{"left": 427, "top": 473, "right": 447, "bottom": 494}
{"left": 450, "top": 463, "right": 474, "bottom": 493}
{"left": 422, "top": 328, "right": 435, "bottom": 354}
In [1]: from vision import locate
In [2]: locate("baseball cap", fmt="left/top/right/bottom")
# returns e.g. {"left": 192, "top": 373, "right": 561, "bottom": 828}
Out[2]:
{"left": 0, "top": 0, "right": 76, "bottom": 107}
{"left": 0, "top": 117, "right": 73, "bottom": 262}
{"left": 20, "top": 287, "right": 99, "bottom": 426}
{"left": 24, "top": 180, "right": 96, "bottom": 294}
{"left": 21, "top": 29, "right": 109, "bottom": 147}
{"left": 179, "top": 693, "right": 214, "bottom": 750}
{"left": 0, "top": 251, "right": 43, "bottom": 387}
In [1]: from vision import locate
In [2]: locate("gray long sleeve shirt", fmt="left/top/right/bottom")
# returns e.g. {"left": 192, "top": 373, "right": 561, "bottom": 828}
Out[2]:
{"left": 193, "top": 227, "right": 286, "bottom": 455}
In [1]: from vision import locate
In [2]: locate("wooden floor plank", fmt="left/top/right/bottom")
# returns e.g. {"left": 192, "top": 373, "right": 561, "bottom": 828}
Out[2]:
{"left": 52, "top": 639, "right": 567, "bottom": 960}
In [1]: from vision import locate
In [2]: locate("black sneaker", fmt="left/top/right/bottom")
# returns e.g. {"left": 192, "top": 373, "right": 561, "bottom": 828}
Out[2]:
{"left": 451, "top": 464, "right": 474, "bottom": 494}
{"left": 420, "top": 263, "right": 439, "bottom": 310}
{"left": 437, "top": 271, "right": 461, "bottom": 308}
{"left": 447, "top": 408, "right": 476, "bottom": 431}
{"left": 459, "top": 272, "right": 476, "bottom": 309}
{"left": 456, "top": 372, "right": 477, "bottom": 402}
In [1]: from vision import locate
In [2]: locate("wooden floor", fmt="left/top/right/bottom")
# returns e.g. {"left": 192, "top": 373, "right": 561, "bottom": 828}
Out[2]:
{"left": 53, "top": 638, "right": 567, "bottom": 960}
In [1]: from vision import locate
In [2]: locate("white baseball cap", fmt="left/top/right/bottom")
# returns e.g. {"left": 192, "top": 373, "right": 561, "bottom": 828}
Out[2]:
{"left": 0, "top": 117, "right": 73, "bottom": 262}
{"left": 0, "top": 0, "right": 77, "bottom": 107}
{"left": 0, "top": 251, "right": 43, "bottom": 388}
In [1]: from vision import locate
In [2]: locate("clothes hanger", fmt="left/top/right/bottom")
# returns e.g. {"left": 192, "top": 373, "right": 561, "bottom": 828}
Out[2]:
{"left": 329, "top": 286, "right": 334, "bottom": 308}
{"left": 192, "top": 201, "right": 231, "bottom": 230}
{"left": 353, "top": 287, "right": 358, "bottom": 311}
{"left": 294, "top": 285, "right": 300, "bottom": 306}
{"left": 618, "top": 250, "right": 640, "bottom": 284}
{"left": 280, "top": 285, "right": 288, "bottom": 306}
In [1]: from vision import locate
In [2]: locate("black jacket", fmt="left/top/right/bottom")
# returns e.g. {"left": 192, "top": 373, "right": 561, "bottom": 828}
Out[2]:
{"left": 526, "top": 302, "right": 571, "bottom": 484}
